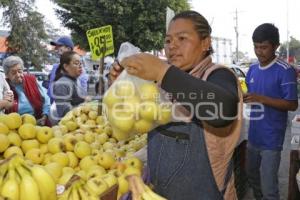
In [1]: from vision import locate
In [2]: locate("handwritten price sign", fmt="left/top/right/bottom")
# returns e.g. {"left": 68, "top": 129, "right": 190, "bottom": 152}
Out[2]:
{"left": 86, "top": 25, "right": 114, "bottom": 60}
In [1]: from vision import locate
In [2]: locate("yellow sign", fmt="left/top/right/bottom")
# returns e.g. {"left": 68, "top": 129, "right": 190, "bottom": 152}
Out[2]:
{"left": 86, "top": 25, "right": 114, "bottom": 60}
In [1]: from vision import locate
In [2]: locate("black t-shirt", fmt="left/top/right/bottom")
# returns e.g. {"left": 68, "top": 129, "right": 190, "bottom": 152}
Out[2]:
{"left": 161, "top": 66, "right": 239, "bottom": 127}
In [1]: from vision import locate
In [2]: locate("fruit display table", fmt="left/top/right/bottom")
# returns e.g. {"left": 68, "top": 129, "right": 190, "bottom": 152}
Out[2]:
{"left": 288, "top": 150, "right": 300, "bottom": 200}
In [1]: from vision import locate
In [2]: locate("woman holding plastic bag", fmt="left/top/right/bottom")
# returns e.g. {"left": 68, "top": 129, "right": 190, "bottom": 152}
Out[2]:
{"left": 111, "top": 11, "right": 243, "bottom": 200}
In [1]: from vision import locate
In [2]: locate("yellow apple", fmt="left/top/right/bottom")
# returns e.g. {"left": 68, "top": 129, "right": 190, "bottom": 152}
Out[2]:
{"left": 97, "top": 133, "right": 109, "bottom": 145}
{"left": 111, "top": 109, "right": 134, "bottom": 133}
{"left": 134, "top": 119, "right": 153, "bottom": 134}
{"left": 72, "top": 106, "right": 82, "bottom": 117}
{"left": 85, "top": 119, "right": 96, "bottom": 127}
{"left": 36, "top": 126, "right": 54, "bottom": 143}
{"left": 138, "top": 83, "right": 159, "bottom": 102}
{"left": 104, "top": 126, "right": 112, "bottom": 136}
{"left": 40, "top": 143, "right": 48, "bottom": 154}
{"left": 51, "top": 152, "right": 69, "bottom": 167}
{"left": 4, "top": 112, "right": 22, "bottom": 130}
{"left": 59, "top": 125, "right": 68, "bottom": 134}
{"left": 84, "top": 131, "right": 96, "bottom": 143}
{"left": 81, "top": 104, "right": 92, "bottom": 114}
{"left": 86, "top": 165, "right": 106, "bottom": 180}
{"left": 4, "top": 146, "right": 23, "bottom": 158}
{"left": 18, "top": 123, "right": 36, "bottom": 139}
{"left": 98, "top": 152, "right": 116, "bottom": 170}
{"left": 111, "top": 126, "right": 130, "bottom": 141}
{"left": 96, "top": 116, "right": 105, "bottom": 125}
{"left": 102, "top": 141, "right": 115, "bottom": 150}
{"left": 47, "top": 137, "right": 65, "bottom": 154}
{"left": 103, "top": 89, "right": 123, "bottom": 108}
{"left": 124, "top": 156, "right": 143, "bottom": 171}
{"left": 115, "top": 80, "right": 136, "bottom": 98}
{"left": 21, "top": 139, "right": 39, "bottom": 153}
{"left": 7, "top": 131, "right": 22, "bottom": 146}
{"left": 79, "top": 156, "right": 97, "bottom": 171}
{"left": 63, "top": 134, "right": 78, "bottom": 151}
{"left": 88, "top": 110, "right": 98, "bottom": 120}
{"left": 65, "top": 121, "right": 78, "bottom": 132}
{"left": 66, "top": 151, "right": 79, "bottom": 168}
{"left": 25, "top": 148, "right": 44, "bottom": 164}
{"left": 21, "top": 113, "right": 36, "bottom": 125}
{"left": 74, "top": 141, "right": 91, "bottom": 159}
{"left": 0, "top": 122, "right": 9, "bottom": 134}
{"left": 139, "top": 101, "right": 158, "bottom": 121}
{"left": 157, "top": 103, "right": 172, "bottom": 125}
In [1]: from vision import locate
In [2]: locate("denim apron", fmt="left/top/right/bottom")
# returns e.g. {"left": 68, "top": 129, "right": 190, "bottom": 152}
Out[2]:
{"left": 148, "top": 122, "right": 227, "bottom": 200}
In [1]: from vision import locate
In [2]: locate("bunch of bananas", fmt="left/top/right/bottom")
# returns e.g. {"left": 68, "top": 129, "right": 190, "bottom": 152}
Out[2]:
{"left": 58, "top": 174, "right": 110, "bottom": 200}
{"left": 0, "top": 154, "right": 57, "bottom": 200}
{"left": 127, "top": 175, "right": 167, "bottom": 200}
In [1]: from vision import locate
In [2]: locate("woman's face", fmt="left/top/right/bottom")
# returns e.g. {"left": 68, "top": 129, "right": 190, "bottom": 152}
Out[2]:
{"left": 164, "top": 18, "right": 210, "bottom": 71}
{"left": 6, "top": 64, "right": 24, "bottom": 84}
{"left": 64, "top": 54, "right": 83, "bottom": 78}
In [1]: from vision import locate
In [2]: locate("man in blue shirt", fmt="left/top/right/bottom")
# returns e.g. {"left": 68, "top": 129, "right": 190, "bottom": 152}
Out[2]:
{"left": 244, "top": 23, "right": 298, "bottom": 200}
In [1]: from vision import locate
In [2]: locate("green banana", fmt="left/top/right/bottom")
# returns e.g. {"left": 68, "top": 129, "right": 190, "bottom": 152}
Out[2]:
{"left": 16, "top": 165, "right": 40, "bottom": 200}
{"left": 0, "top": 163, "right": 19, "bottom": 200}
{"left": 30, "top": 165, "right": 57, "bottom": 200}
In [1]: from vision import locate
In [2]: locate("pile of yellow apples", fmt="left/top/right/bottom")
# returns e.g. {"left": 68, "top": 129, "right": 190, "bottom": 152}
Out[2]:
{"left": 103, "top": 80, "right": 172, "bottom": 141}
{"left": 0, "top": 105, "right": 148, "bottom": 199}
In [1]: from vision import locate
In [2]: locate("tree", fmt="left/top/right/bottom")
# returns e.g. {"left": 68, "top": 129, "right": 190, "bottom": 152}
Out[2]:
{"left": 51, "top": 0, "right": 189, "bottom": 54}
{"left": 279, "top": 36, "right": 300, "bottom": 62}
{"left": 0, "top": 0, "right": 49, "bottom": 70}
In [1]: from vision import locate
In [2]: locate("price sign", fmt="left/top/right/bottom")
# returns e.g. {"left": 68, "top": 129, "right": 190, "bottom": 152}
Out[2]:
{"left": 86, "top": 25, "right": 114, "bottom": 60}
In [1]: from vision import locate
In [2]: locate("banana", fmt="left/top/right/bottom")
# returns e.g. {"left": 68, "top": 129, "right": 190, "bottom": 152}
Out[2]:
{"left": 0, "top": 164, "right": 19, "bottom": 200}
{"left": 144, "top": 185, "right": 167, "bottom": 200}
{"left": 16, "top": 165, "right": 40, "bottom": 200}
{"left": 142, "top": 191, "right": 155, "bottom": 200}
{"left": 71, "top": 186, "right": 80, "bottom": 200}
{"left": 58, "top": 185, "right": 72, "bottom": 200}
{"left": 30, "top": 165, "right": 57, "bottom": 200}
{"left": 0, "top": 160, "right": 9, "bottom": 190}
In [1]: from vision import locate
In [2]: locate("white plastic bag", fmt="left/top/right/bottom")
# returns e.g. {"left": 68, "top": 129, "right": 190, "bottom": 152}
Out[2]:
{"left": 102, "top": 42, "right": 173, "bottom": 141}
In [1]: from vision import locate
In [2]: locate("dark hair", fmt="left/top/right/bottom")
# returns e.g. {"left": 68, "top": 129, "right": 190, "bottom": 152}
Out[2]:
{"left": 172, "top": 10, "right": 213, "bottom": 55}
{"left": 252, "top": 23, "right": 280, "bottom": 46}
{"left": 54, "top": 51, "right": 77, "bottom": 81}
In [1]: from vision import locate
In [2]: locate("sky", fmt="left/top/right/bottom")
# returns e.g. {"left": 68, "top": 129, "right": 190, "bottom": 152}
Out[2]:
{"left": 2, "top": 0, "right": 300, "bottom": 59}
{"left": 190, "top": 0, "right": 300, "bottom": 58}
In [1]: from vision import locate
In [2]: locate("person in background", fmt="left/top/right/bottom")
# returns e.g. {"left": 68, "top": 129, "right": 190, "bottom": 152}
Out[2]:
{"left": 49, "top": 36, "right": 88, "bottom": 103}
{"left": 110, "top": 10, "right": 242, "bottom": 200}
{"left": 0, "top": 72, "right": 13, "bottom": 113}
{"left": 244, "top": 23, "right": 298, "bottom": 200}
{"left": 2, "top": 56, "right": 50, "bottom": 125}
{"left": 53, "top": 51, "right": 89, "bottom": 118}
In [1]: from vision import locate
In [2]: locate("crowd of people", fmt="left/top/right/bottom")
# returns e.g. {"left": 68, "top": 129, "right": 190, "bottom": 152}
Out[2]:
{"left": 0, "top": 9, "right": 299, "bottom": 200}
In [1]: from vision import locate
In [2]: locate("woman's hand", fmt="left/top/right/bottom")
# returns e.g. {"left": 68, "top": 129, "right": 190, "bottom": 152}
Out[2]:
{"left": 108, "top": 61, "right": 124, "bottom": 85}
{"left": 3, "top": 90, "right": 14, "bottom": 102}
{"left": 120, "top": 53, "right": 170, "bottom": 83}
{"left": 37, "top": 115, "right": 47, "bottom": 126}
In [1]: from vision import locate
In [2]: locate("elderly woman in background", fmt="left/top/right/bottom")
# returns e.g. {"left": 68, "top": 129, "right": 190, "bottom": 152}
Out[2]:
{"left": 0, "top": 72, "right": 13, "bottom": 113}
{"left": 2, "top": 56, "right": 50, "bottom": 125}
{"left": 53, "top": 51, "right": 89, "bottom": 119}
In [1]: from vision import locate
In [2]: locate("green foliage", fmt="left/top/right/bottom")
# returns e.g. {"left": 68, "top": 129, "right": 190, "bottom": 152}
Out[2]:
{"left": 51, "top": 0, "right": 189, "bottom": 54}
{"left": 1, "top": 0, "right": 48, "bottom": 70}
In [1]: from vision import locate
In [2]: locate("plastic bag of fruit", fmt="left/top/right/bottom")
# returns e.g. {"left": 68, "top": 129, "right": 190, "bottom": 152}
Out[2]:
{"left": 102, "top": 42, "right": 175, "bottom": 141}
